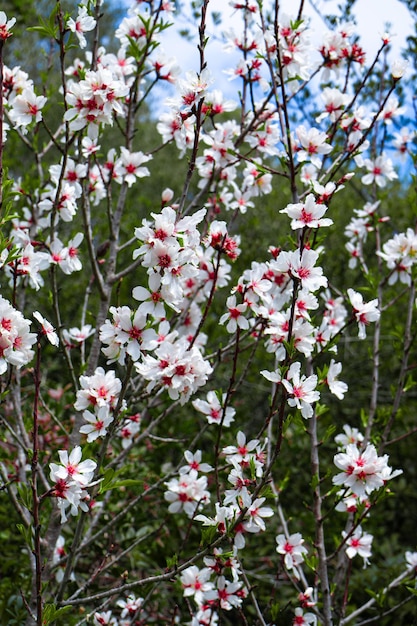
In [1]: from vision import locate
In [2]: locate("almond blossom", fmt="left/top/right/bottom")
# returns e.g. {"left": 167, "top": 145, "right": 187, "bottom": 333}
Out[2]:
{"left": 192, "top": 390, "right": 236, "bottom": 427}
{"left": 116, "top": 147, "right": 152, "bottom": 187}
{"left": 333, "top": 443, "right": 399, "bottom": 496}
{"left": 326, "top": 359, "right": 348, "bottom": 399}
{"left": 361, "top": 154, "right": 398, "bottom": 187}
{"left": 204, "top": 575, "right": 245, "bottom": 610}
{"left": 347, "top": 288, "right": 380, "bottom": 339}
{"left": 282, "top": 361, "right": 320, "bottom": 418}
{"left": 8, "top": 87, "right": 47, "bottom": 130}
{"left": 33, "top": 311, "right": 59, "bottom": 347}
{"left": 276, "top": 532, "right": 308, "bottom": 579}
{"left": 295, "top": 125, "right": 332, "bottom": 168}
{"left": 74, "top": 367, "right": 122, "bottom": 411}
{"left": 0, "top": 295, "right": 36, "bottom": 374}
{"left": 219, "top": 295, "right": 249, "bottom": 333}
{"left": 180, "top": 565, "right": 214, "bottom": 606}
{"left": 79, "top": 406, "right": 114, "bottom": 442}
{"left": 164, "top": 469, "right": 210, "bottom": 518}
{"left": 280, "top": 194, "right": 333, "bottom": 230}
{"left": 0, "top": 10, "right": 15, "bottom": 39}
{"left": 343, "top": 525, "right": 373, "bottom": 566}
{"left": 67, "top": 6, "right": 96, "bottom": 49}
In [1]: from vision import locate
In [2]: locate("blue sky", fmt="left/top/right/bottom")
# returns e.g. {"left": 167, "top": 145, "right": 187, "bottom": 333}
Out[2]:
{"left": 144, "top": 0, "right": 414, "bottom": 115}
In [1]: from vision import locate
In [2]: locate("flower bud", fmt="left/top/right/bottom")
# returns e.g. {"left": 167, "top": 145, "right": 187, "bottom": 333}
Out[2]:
{"left": 161, "top": 187, "right": 174, "bottom": 204}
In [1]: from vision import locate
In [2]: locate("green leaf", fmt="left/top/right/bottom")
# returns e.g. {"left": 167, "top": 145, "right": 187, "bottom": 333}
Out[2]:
{"left": 100, "top": 477, "right": 143, "bottom": 493}
{"left": 42, "top": 603, "right": 72, "bottom": 624}
{"left": 200, "top": 524, "right": 218, "bottom": 546}
{"left": 166, "top": 553, "right": 178, "bottom": 569}
{"left": 16, "top": 523, "right": 33, "bottom": 549}
{"left": 17, "top": 483, "right": 33, "bottom": 511}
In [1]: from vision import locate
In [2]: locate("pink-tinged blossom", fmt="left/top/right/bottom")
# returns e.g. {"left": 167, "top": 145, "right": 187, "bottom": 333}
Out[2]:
{"left": 224, "top": 465, "right": 254, "bottom": 507}
{"left": 51, "top": 478, "right": 91, "bottom": 523}
{"left": 282, "top": 361, "right": 320, "bottom": 418}
{"left": 343, "top": 526, "right": 373, "bottom": 566}
{"left": 222, "top": 430, "right": 263, "bottom": 473}
{"left": 298, "top": 587, "right": 316, "bottom": 609}
{"left": 116, "top": 594, "right": 143, "bottom": 619}
{"left": 49, "top": 447, "right": 98, "bottom": 523}
{"left": 280, "top": 194, "right": 333, "bottom": 230}
{"left": 293, "top": 607, "right": 317, "bottom": 625}
{"left": 93, "top": 611, "right": 117, "bottom": 626}
{"left": 0, "top": 11, "right": 15, "bottom": 39}
{"left": 118, "top": 413, "right": 141, "bottom": 449}
{"left": 75, "top": 367, "right": 122, "bottom": 411}
{"left": 50, "top": 446, "right": 96, "bottom": 486}
{"left": 347, "top": 288, "right": 380, "bottom": 340}
{"left": 361, "top": 154, "right": 398, "bottom": 187}
{"left": 64, "top": 68, "right": 129, "bottom": 138}
{"left": 62, "top": 324, "right": 95, "bottom": 348}
{"left": 204, "top": 575, "right": 245, "bottom": 610}
{"left": 116, "top": 147, "right": 152, "bottom": 187}
{"left": 379, "top": 95, "right": 406, "bottom": 124}
{"left": 8, "top": 87, "right": 47, "bottom": 130}
{"left": 316, "top": 87, "right": 350, "bottom": 123}
{"left": 0, "top": 296, "right": 36, "bottom": 374}
{"left": 171, "top": 68, "right": 213, "bottom": 113}
{"left": 242, "top": 161, "right": 272, "bottom": 196}
{"left": 204, "top": 547, "right": 242, "bottom": 583}
{"left": 335, "top": 490, "right": 370, "bottom": 514}
{"left": 99, "top": 305, "right": 158, "bottom": 364}
{"left": 295, "top": 289, "right": 319, "bottom": 321}
{"left": 272, "top": 248, "right": 327, "bottom": 292}
{"left": 190, "top": 607, "right": 219, "bottom": 626}
{"left": 115, "top": 13, "right": 148, "bottom": 49}
{"left": 192, "top": 390, "right": 236, "bottom": 427}
{"left": 67, "top": 6, "right": 96, "bottom": 49}
{"left": 326, "top": 359, "right": 348, "bottom": 399}
{"left": 49, "top": 158, "right": 87, "bottom": 197}
{"left": 180, "top": 450, "right": 213, "bottom": 475}
{"left": 50, "top": 233, "right": 84, "bottom": 275}
{"left": 295, "top": 125, "right": 332, "bottom": 168}
{"left": 243, "top": 497, "right": 274, "bottom": 532}
{"left": 333, "top": 443, "right": 399, "bottom": 496}
{"left": 335, "top": 425, "right": 364, "bottom": 449}
{"left": 393, "top": 127, "right": 416, "bottom": 160}
{"left": 132, "top": 272, "right": 166, "bottom": 319}
{"left": 33, "top": 311, "right": 59, "bottom": 347}
{"left": 180, "top": 565, "right": 214, "bottom": 606}
{"left": 7, "top": 239, "right": 51, "bottom": 290}
{"left": 164, "top": 469, "right": 210, "bottom": 518}
{"left": 276, "top": 532, "right": 308, "bottom": 578}
{"left": 219, "top": 295, "right": 249, "bottom": 333}
{"left": 135, "top": 335, "right": 212, "bottom": 404}
{"left": 79, "top": 406, "right": 114, "bottom": 442}
{"left": 377, "top": 228, "right": 417, "bottom": 286}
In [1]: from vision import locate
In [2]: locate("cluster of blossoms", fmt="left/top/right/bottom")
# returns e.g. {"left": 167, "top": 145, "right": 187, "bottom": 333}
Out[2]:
{"left": 49, "top": 446, "right": 97, "bottom": 523}
{"left": 333, "top": 426, "right": 402, "bottom": 565}
{"left": 74, "top": 367, "right": 123, "bottom": 443}
{"left": 333, "top": 435, "right": 401, "bottom": 498}
{"left": 192, "top": 390, "right": 236, "bottom": 427}
{"left": 165, "top": 432, "right": 274, "bottom": 622}
{"left": 344, "top": 200, "right": 381, "bottom": 269}
{"left": 92, "top": 592, "right": 144, "bottom": 626}
{"left": 3, "top": 63, "right": 47, "bottom": 134}
{"left": 164, "top": 449, "right": 212, "bottom": 518}
{"left": 1, "top": 0, "right": 416, "bottom": 622}
{"left": 377, "top": 227, "right": 417, "bottom": 286}
{"left": 0, "top": 295, "right": 36, "bottom": 374}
